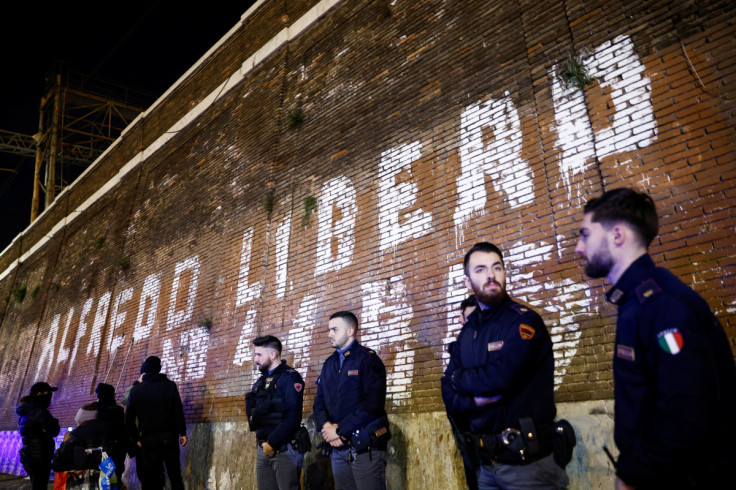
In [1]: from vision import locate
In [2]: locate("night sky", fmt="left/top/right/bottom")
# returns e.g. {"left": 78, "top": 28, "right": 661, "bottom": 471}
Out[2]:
{"left": 0, "top": 1, "right": 256, "bottom": 254}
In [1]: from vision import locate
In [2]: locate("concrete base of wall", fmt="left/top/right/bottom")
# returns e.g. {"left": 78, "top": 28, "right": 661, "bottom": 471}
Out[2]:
{"left": 0, "top": 400, "right": 617, "bottom": 488}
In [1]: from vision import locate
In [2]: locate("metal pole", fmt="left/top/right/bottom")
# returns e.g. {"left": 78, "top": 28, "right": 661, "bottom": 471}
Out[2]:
{"left": 103, "top": 334, "right": 124, "bottom": 384}
{"left": 115, "top": 338, "right": 134, "bottom": 393}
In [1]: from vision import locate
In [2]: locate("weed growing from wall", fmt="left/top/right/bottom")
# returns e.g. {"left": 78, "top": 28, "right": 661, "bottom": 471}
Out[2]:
{"left": 302, "top": 196, "right": 317, "bottom": 228}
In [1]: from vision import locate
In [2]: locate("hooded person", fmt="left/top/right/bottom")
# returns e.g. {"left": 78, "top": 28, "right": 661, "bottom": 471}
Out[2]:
{"left": 17, "top": 381, "right": 61, "bottom": 490}
{"left": 53, "top": 383, "right": 127, "bottom": 479}
{"left": 125, "top": 356, "right": 187, "bottom": 489}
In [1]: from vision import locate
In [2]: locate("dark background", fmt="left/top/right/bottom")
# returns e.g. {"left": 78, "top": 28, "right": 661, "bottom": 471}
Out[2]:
{"left": 0, "top": 1, "right": 257, "bottom": 253}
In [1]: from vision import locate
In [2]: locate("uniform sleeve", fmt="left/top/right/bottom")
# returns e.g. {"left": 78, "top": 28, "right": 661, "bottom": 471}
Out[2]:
{"left": 441, "top": 341, "right": 476, "bottom": 415}
{"left": 337, "top": 352, "right": 387, "bottom": 435}
{"left": 617, "top": 297, "right": 720, "bottom": 485}
{"left": 451, "top": 313, "right": 546, "bottom": 396}
{"left": 267, "top": 371, "right": 305, "bottom": 448}
{"left": 313, "top": 367, "right": 329, "bottom": 429}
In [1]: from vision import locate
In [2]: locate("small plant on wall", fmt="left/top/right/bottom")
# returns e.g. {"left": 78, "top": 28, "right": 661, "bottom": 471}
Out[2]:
{"left": 12, "top": 284, "right": 27, "bottom": 304}
{"left": 199, "top": 317, "right": 213, "bottom": 330}
{"left": 118, "top": 255, "right": 131, "bottom": 271}
{"left": 287, "top": 108, "right": 306, "bottom": 129}
{"left": 559, "top": 52, "right": 595, "bottom": 91}
{"left": 302, "top": 196, "right": 317, "bottom": 228}
{"left": 30, "top": 285, "right": 40, "bottom": 300}
{"left": 264, "top": 189, "right": 275, "bottom": 215}
{"left": 93, "top": 237, "right": 105, "bottom": 250}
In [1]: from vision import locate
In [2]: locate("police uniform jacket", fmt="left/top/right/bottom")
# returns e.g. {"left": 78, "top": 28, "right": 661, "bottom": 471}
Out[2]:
{"left": 247, "top": 360, "right": 305, "bottom": 449}
{"left": 608, "top": 254, "right": 736, "bottom": 487}
{"left": 313, "top": 340, "right": 388, "bottom": 437}
{"left": 441, "top": 295, "right": 557, "bottom": 436}
{"left": 124, "top": 373, "right": 186, "bottom": 445}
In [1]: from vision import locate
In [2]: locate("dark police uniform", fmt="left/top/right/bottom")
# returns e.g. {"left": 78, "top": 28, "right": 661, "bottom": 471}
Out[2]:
{"left": 246, "top": 359, "right": 305, "bottom": 490}
{"left": 607, "top": 254, "right": 736, "bottom": 489}
{"left": 441, "top": 295, "right": 568, "bottom": 489}
{"left": 313, "top": 340, "right": 389, "bottom": 490}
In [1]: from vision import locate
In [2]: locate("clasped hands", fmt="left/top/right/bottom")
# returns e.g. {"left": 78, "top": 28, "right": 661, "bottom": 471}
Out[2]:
{"left": 321, "top": 421, "right": 345, "bottom": 447}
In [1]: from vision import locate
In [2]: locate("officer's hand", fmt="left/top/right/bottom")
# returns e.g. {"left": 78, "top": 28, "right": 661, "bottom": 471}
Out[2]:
{"left": 180, "top": 436, "right": 188, "bottom": 448}
{"left": 321, "top": 422, "right": 343, "bottom": 447}
{"left": 615, "top": 477, "right": 634, "bottom": 490}
{"left": 261, "top": 442, "right": 275, "bottom": 457}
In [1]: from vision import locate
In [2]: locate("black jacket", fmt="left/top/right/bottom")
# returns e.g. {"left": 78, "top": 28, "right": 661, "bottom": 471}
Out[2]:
{"left": 313, "top": 340, "right": 388, "bottom": 437}
{"left": 16, "top": 395, "right": 60, "bottom": 459}
{"left": 125, "top": 373, "right": 186, "bottom": 445}
{"left": 441, "top": 295, "right": 557, "bottom": 435}
{"left": 609, "top": 255, "right": 736, "bottom": 488}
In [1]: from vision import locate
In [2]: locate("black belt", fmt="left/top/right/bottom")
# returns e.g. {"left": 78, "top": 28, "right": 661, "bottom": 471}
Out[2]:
{"left": 474, "top": 419, "right": 554, "bottom": 466}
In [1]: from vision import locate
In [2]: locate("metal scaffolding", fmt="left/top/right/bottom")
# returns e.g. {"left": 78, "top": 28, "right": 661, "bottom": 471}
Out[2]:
{"left": 0, "top": 64, "right": 152, "bottom": 222}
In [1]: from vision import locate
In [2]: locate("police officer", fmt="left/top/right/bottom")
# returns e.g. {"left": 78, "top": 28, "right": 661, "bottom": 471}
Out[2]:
{"left": 313, "top": 311, "right": 390, "bottom": 490}
{"left": 575, "top": 188, "right": 736, "bottom": 489}
{"left": 17, "top": 381, "right": 60, "bottom": 490}
{"left": 246, "top": 335, "right": 305, "bottom": 490}
{"left": 448, "top": 294, "right": 479, "bottom": 490}
{"left": 441, "top": 242, "right": 568, "bottom": 489}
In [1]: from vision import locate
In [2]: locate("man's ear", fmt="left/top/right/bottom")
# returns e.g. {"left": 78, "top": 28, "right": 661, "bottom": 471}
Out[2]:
{"left": 611, "top": 224, "right": 626, "bottom": 246}
{"left": 464, "top": 275, "right": 472, "bottom": 291}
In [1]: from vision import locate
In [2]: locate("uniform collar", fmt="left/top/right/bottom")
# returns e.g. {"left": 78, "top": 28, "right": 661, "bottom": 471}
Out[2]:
{"left": 472, "top": 294, "right": 512, "bottom": 320}
{"left": 606, "top": 254, "right": 655, "bottom": 305}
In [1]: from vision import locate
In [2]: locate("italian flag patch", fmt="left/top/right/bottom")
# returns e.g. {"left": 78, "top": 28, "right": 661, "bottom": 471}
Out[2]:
{"left": 657, "top": 328, "right": 684, "bottom": 355}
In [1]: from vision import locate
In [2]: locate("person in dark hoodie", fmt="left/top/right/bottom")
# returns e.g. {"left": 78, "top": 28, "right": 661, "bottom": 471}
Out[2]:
{"left": 17, "top": 381, "right": 61, "bottom": 490}
{"left": 125, "top": 356, "right": 187, "bottom": 489}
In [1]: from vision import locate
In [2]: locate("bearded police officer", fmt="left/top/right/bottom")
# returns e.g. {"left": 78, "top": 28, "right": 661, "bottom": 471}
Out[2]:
{"left": 246, "top": 335, "right": 306, "bottom": 490}
{"left": 313, "top": 311, "right": 390, "bottom": 490}
{"left": 441, "top": 242, "right": 569, "bottom": 489}
{"left": 576, "top": 188, "right": 736, "bottom": 489}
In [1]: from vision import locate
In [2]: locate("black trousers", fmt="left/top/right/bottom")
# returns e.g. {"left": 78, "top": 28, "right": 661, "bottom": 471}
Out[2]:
{"left": 139, "top": 439, "right": 184, "bottom": 490}
{"left": 21, "top": 455, "right": 51, "bottom": 490}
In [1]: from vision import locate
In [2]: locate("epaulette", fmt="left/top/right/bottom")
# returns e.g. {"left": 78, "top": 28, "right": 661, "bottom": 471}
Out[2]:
{"left": 635, "top": 278, "right": 661, "bottom": 304}
{"left": 361, "top": 346, "right": 377, "bottom": 355}
{"left": 510, "top": 303, "right": 532, "bottom": 316}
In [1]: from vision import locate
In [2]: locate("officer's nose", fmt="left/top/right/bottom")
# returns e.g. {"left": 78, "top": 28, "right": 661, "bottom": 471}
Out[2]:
{"left": 574, "top": 238, "right": 584, "bottom": 255}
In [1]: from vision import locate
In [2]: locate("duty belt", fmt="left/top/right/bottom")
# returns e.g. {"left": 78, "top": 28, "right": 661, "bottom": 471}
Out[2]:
{"left": 473, "top": 418, "right": 554, "bottom": 466}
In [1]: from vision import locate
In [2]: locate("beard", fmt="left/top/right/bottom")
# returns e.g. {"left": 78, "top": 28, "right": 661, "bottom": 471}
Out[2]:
{"left": 583, "top": 245, "right": 615, "bottom": 279}
{"left": 257, "top": 360, "right": 272, "bottom": 373}
{"left": 470, "top": 279, "right": 507, "bottom": 307}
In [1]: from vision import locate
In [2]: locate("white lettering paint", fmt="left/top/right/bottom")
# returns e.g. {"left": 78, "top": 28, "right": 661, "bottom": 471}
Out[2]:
{"left": 133, "top": 273, "right": 162, "bottom": 341}
{"left": 166, "top": 256, "right": 200, "bottom": 331}
{"left": 275, "top": 216, "right": 291, "bottom": 298}
{"left": 360, "top": 276, "right": 414, "bottom": 406}
{"left": 590, "top": 35, "right": 657, "bottom": 158}
{"left": 162, "top": 327, "right": 211, "bottom": 382}
{"left": 34, "top": 315, "right": 60, "bottom": 380}
{"left": 68, "top": 298, "right": 93, "bottom": 373}
{"left": 55, "top": 307, "right": 74, "bottom": 364}
{"left": 454, "top": 96, "right": 534, "bottom": 233}
{"left": 233, "top": 309, "right": 259, "bottom": 366}
{"left": 315, "top": 176, "right": 356, "bottom": 275}
{"left": 378, "top": 142, "right": 433, "bottom": 251}
{"left": 551, "top": 72, "right": 595, "bottom": 190}
{"left": 108, "top": 288, "right": 133, "bottom": 353}
{"left": 236, "top": 228, "right": 261, "bottom": 306}
{"left": 87, "top": 292, "right": 112, "bottom": 357}
{"left": 286, "top": 294, "right": 317, "bottom": 380}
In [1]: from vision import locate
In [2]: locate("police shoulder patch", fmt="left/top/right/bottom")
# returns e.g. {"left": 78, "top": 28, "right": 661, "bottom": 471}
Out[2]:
{"left": 519, "top": 324, "right": 535, "bottom": 340}
{"left": 636, "top": 278, "right": 662, "bottom": 304}
{"left": 657, "top": 328, "right": 684, "bottom": 355}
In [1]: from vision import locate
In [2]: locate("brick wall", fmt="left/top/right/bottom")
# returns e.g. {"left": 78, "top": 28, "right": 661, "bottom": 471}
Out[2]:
{"left": 0, "top": 0, "right": 734, "bottom": 482}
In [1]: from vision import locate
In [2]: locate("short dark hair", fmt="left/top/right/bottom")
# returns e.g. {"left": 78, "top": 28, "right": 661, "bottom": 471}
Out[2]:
{"left": 584, "top": 188, "right": 658, "bottom": 247}
{"left": 253, "top": 335, "right": 282, "bottom": 355}
{"left": 463, "top": 242, "right": 504, "bottom": 275}
{"left": 329, "top": 311, "right": 359, "bottom": 332}
{"left": 459, "top": 294, "right": 478, "bottom": 311}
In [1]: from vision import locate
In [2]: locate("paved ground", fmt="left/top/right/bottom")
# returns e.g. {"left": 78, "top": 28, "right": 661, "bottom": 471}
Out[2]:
{"left": 0, "top": 473, "right": 51, "bottom": 489}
